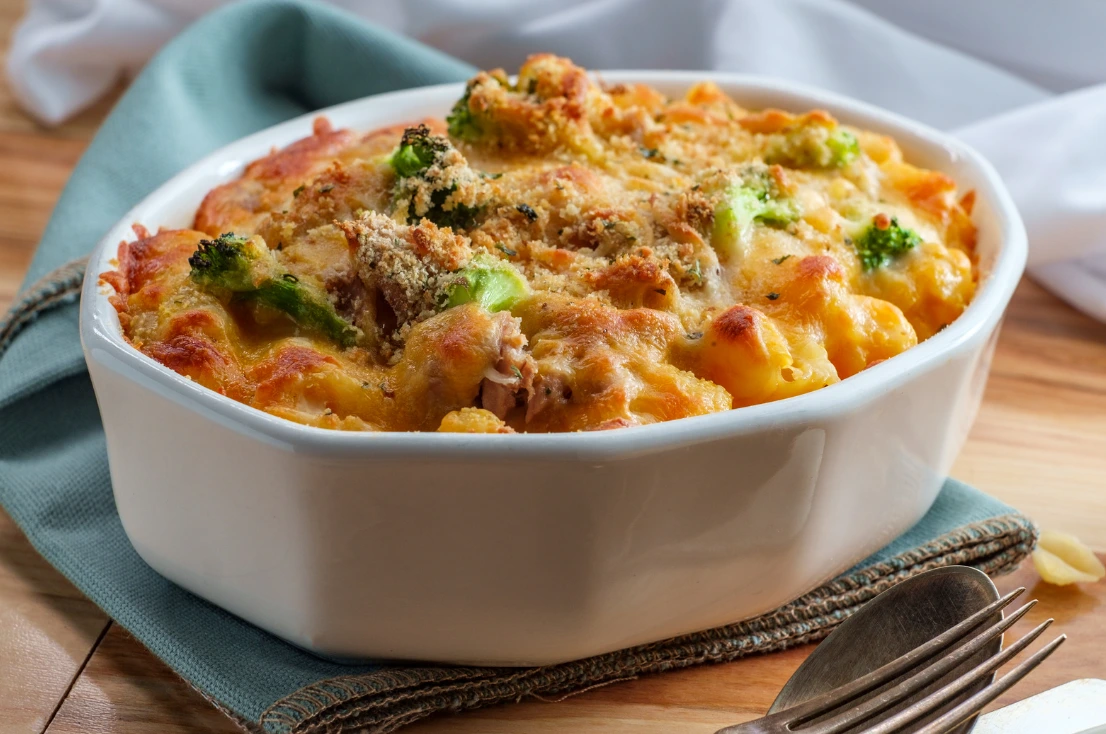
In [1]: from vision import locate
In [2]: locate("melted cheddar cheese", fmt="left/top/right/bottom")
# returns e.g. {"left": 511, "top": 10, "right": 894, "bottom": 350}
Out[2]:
{"left": 104, "top": 56, "right": 976, "bottom": 433}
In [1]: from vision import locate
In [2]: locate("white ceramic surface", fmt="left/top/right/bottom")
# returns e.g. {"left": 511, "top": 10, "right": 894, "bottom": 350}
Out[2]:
{"left": 79, "top": 73, "right": 1027, "bottom": 666}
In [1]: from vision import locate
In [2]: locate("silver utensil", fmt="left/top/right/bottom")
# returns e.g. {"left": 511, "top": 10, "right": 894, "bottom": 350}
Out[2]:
{"left": 773, "top": 566, "right": 1004, "bottom": 734}
{"left": 716, "top": 567, "right": 1065, "bottom": 733}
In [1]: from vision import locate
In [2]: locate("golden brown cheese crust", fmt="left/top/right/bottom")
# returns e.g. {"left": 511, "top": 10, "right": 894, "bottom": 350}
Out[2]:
{"left": 104, "top": 56, "right": 977, "bottom": 432}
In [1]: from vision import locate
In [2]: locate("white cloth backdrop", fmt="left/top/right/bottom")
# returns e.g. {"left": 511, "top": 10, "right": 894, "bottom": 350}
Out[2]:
{"left": 8, "top": 0, "right": 1106, "bottom": 320}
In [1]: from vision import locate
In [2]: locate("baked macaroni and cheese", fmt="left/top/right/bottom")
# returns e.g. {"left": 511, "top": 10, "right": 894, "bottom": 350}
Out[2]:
{"left": 103, "top": 56, "right": 977, "bottom": 433}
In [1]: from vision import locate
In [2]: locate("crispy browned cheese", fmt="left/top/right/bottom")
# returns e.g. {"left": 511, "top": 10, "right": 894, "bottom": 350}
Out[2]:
{"left": 103, "top": 56, "right": 976, "bottom": 432}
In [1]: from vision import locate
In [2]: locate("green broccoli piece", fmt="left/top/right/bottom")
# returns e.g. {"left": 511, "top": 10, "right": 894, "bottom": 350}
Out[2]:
{"left": 426, "top": 200, "right": 481, "bottom": 230}
{"left": 446, "top": 85, "right": 482, "bottom": 142}
{"left": 854, "top": 216, "right": 921, "bottom": 271}
{"left": 188, "top": 233, "right": 256, "bottom": 291}
{"left": 711, "top": 173, "right": 798, "bottom": 259}
{"left": 391, "top": 125, "right": 450, "bottom": 178}
{"left": 443, "top": 255, "right": 529, "bottom": 312}
{"left": 390, "top": 124, "right": 482, "bottom": 229}
{"left": 766, "top": 125, "right": 860, "bottom": 169}
{"left": 447, "top": 73, "right": 519, "bottom": 143}
{"left": 189, "top": 234, "right": 358, "bottom": 348}
{"left": 825, "top": 129, "right": 860, "bottom": 167}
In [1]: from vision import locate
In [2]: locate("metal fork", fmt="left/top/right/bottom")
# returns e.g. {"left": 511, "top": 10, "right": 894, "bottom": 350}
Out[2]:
{"left": 716, "top": 587, "right": 1065, "bottom": 734}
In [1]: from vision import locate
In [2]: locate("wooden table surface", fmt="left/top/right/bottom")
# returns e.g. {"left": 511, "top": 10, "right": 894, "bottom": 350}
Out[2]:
{"left": 1, "top": 7, "right": 1104, "bottom": 733}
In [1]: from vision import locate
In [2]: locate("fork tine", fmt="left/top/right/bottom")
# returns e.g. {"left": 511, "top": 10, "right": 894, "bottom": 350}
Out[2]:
{"left": 855, "top": 618, "right": 1055, "bottom": 734}
{"left": 909, "top": 634, "right": 1067, "bottom": 734}
{"left": 778, "top": 587, "right": 1026, "bottom": 723}
{"left": 791, "top": 599, "right": 1036, "bottom": 733}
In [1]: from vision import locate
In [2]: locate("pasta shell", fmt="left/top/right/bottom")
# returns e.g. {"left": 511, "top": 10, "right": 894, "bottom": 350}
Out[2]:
{"left": 1032, "top": 530, "right": 1106, "bottom": 586}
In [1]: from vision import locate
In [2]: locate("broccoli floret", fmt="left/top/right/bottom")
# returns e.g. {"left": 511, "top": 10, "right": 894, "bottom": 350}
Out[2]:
{"left": 447, "top": 72, "right": 518, "bottom": 143}
{"left": 427, "top": 200, "right": 481, "bottom": 230}
{"left": 443, "top": 254, "right": 529, "bottom": 312}
{"left": 391, "top": 125, "right": 450, "bottom": 178}
{"left": 189, "top": 234, "right": 358, "bottom": 348}
{"left": 390, "top": 124, "right": 483, "bottom": 230}
{"left": 766, "top": 125, "right": 860, "bottom": 169}
{"left": 825, "top": 129, "right": 860, "bottom": 167}
{"left": 446, "top": 85, "right": 482, "bottom": 142}
{"left": 854, "top": 216, "right": 921, "bottom": 271}
{"left": 188, "top": 233, "right": 256, "bottom": 291}
{"left": 711, "top": 173, "right": 798, "bottom": 259}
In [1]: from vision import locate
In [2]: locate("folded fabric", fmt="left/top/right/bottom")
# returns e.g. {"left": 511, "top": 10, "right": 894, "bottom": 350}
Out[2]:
{"left": 8, "top": 0, "right": 1106, "bottom": 322}
{"left": 0, "top": 1, "right": 1038, "bottom": 732}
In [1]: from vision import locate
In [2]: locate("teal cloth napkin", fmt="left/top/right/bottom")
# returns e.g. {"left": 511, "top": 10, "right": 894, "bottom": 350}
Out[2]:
{"left": 0, "top": 2, "right": 1036, "bottom": 732}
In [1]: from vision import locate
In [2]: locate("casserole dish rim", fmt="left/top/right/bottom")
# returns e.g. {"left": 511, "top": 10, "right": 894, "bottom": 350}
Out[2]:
{"left": 79, "top": 70, "right": 1027, "bottom": 460}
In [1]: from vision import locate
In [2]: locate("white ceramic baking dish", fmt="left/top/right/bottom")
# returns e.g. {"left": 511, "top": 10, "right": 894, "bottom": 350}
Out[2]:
{"left": 79, "top": 72, "right": 1027, "bottom": 666}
